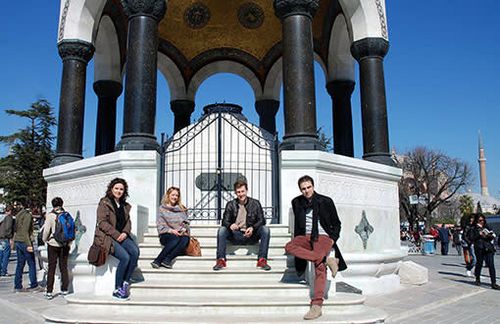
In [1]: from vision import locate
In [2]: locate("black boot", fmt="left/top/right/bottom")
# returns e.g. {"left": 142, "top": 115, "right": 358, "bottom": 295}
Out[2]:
{"left": 475, "top": 278, "right": 481, "bottom": 286}
{"left": 492, "top": 283, "right": 500, "bottom": 290}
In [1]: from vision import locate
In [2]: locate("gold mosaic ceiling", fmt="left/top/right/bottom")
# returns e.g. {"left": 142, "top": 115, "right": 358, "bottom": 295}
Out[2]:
{"left": 158, "top": 0, "right": 333, "bottom": 62}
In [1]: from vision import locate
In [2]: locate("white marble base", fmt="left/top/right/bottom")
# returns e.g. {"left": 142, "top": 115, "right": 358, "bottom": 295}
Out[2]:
{"left": 280, "top": 151, "right": 406, "bottom": 295}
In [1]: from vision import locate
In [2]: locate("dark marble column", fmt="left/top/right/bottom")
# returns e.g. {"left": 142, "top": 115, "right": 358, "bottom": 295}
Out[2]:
{"left": 255, "top": 99, "right": 280, "bottom": 135}
{"left": 326, "top": 80, "right": 355, "bottom": 157}
{"left": 351, "top": 38, "right": 394, "bottom": 166}
{"left": 94, "top": 80, "right": 123, "bottom": 156}
{"left": 51, "top": 40, "right": 95, "bottom": 166}
{"left": 170, "top": 100, "right": 195, "bottom": 134}
{"left": 116, "top": 0, "right": 167, "bottom": 151}
{"left": 274, "top": 0, "right": 321, "bottom": 150}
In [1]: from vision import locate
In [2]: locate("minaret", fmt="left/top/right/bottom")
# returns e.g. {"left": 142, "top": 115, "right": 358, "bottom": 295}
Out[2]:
{"left": 478, "top": 131, "right": 489, "bottom": 196}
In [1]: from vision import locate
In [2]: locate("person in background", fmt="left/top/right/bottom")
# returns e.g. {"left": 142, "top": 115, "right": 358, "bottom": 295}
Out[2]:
{"left": 438, "top": 224, "right": 450, "bottom": 255}
{"left": 0, "top": 205, "right": 14, "bottom": 276}
{"left": 461, "top": 215, "right": 476, "bottom": 277}
{"left": 452, "top": 226, "right": 462, "bottom": 256}
{"left": 94, "top": 178, "right": 140, "bottom": 300}
{"left": 471, "top": 214, "right": 500, "bottom": 290}
{"left": 13, "top": 202, "right": 40, "bottom": 292}
{"left": 42, "top": 197, "right": 70, "bottom": 300}
{"left": 151, "top": 186, "right": 190, "bottom": 269}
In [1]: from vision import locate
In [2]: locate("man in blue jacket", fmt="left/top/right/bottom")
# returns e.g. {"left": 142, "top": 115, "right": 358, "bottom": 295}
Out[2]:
{"left": 438, "top": 224, "right": 450, "bottom": 255}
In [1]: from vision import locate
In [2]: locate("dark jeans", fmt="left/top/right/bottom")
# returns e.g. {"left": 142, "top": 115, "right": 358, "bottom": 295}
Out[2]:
{"left": 216, "top": 225, "right": 270, "bottom": 260}
{"left": 46, "top": 244, "right": 70, "bottom": 293}
{"left": 463, "top": 244, "right": 476, "bottom": 271}
{"left": 112, "top": 238, "right": 139, "bottom": 289}
{"left": 475, "top": 248, "right": 496, "bottom": 284}
{"left": 14, "top": 242, "right": 38, "bottom": 289}
{"left": 441, "top": 241, "right": 449, "bottom": 255}
{"left": 154, "top": 233, "right": 189, "bottom": 264}
{"left": 0, "top": 239, "right": 11, "bottom": 275}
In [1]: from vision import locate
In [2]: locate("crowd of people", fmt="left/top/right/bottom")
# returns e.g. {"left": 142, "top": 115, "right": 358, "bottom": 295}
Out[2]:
{"left": 0, "top": 175, "right": 345, "bottom": 320}
{"left": 400, "top": 215, "right": 500, "bottom": 290}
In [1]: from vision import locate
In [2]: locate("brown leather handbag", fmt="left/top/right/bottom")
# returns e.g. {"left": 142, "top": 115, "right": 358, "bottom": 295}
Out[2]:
{"left": 87, "top": 243, "right": 107, "bottom": 266}
{"left": 185, "top": 236, "right": 202, "bottom": 257}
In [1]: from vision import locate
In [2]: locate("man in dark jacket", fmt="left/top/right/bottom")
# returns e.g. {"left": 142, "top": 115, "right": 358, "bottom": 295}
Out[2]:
{"left": 13, "top": 203, "right": 39, "bottom": 291}
{"left": 285, "top": 175, "right": 347, "bottom": 320}
{"left": 0, "top": 205, "right": 14, "bottom": 276}
{"left": 213, "top": 179, "right": 271, "bottom": 271}
{"left": 438, "top": 224, "right": 450, "bottom": 255}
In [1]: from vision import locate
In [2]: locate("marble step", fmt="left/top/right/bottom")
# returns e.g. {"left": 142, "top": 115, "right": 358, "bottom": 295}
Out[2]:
{"left": 130, "top": 280, "right": 312, "bottom": 298}
{"left": 141, "top": 232, "right": 291, "bottom": 245}
{"left": 146, "top": 224, "right": 291, "bottom": 236}
{"left": 137, "top": 255, "right": 289, "bottom": 268}
{"left": 45, "top": 305, "right": 386, "bottom": 324}
{"left": 137, "top": 267, "right": 291, "bottom": 282}
{"left": 138, "top": 242, "right": 286, "bottom": 257}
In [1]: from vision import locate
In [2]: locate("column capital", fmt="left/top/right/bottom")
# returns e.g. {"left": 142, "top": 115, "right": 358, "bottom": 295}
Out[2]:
{"left": 350, "top": 37, "right": 389, "bottom": 62}
{"left": 93, "top": 80, "right": 123, "bottom": 99}
{"left": 121, "top": 0, "right": 167, "bottom": 21}
{"left": 57, "top": 40, "right": 95, "bottom": 63}
{"left": 170, "top": 99, "right": 195, "bottom": 116}
{"left": 273, "top": 0, "right": 319, "bottom": 20}
{"left": 326, "top": 80, "right": 355, "bottom": 97}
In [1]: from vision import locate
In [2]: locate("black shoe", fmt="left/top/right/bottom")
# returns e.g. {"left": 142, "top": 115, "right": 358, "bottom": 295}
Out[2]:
{"left": 150, "top": 262, "right": 160, "bottom": 269}
{"left": 492, "top": 283, "right": 500, "bottom": 290}
{"left": 160, "top": 261, "right": 173, "bottom": 269}
{"left": 475, "top": 279, "right": 481, "bottom": 286}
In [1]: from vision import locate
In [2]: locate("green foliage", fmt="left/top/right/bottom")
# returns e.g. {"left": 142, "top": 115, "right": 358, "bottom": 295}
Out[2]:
{"left": 459, "top": 195, "right": 474, "bottom": 216}
{"left": 0, "top": 99, "right": 56, "bottom": 209}
{"left": 317, "top": 127, "right": 333, "bottom": 152}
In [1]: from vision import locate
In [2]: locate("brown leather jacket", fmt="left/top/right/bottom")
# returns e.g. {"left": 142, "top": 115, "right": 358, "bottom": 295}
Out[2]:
{"left": 93, "top": 197, "right": 132, "bottom": 254}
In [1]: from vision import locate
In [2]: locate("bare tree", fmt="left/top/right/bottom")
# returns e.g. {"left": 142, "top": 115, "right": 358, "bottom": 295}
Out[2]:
{"left": 396, "top": 147, "right": 473, "bottom": 230}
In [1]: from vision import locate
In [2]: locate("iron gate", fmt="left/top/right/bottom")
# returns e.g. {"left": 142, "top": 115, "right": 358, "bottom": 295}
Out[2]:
{"left": 160, "top": 103, "right": 279, "bottom": 223}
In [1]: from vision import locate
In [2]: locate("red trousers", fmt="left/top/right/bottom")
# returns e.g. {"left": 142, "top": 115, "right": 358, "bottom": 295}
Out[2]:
{"left": 285, "top": 234, "right": 333, "bottom": 305}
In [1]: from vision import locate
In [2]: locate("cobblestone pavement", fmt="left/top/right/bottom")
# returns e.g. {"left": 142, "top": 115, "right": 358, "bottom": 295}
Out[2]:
{"left": 0, "top": 248, "right": 499, "bottom": 323}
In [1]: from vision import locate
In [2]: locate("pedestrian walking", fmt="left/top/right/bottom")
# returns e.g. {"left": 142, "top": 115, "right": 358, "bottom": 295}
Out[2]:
{"left": 0, "top": 205, "right": 14, "bottom": 276}
{"left": 471, "top": 214, "right": 499, "bottom": 290}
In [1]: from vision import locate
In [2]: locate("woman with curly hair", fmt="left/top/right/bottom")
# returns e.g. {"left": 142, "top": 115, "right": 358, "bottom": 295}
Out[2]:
{"left": 93, "top": 178, "right": 139, "bottom": 300}
{"left": 151, "top": 186, "right": 190, "bottom": 269}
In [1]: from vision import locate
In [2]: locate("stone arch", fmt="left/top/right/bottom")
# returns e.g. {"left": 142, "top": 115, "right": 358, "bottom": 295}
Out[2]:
{"left": 327, "top": 14, "right": 355, "bottom": 82}
{"left": 94, "top": 15, "right": 122, "bottom": 83}
{"left": 187, "top": 61, "right": 262, "bottom": 101}
{"left": 157, "top": 53, "right": 186, "bottom": 101}
{"left": 338, "top": 0, "right": 388, "bottom": 42}
{"left": 58, "top": 0, "right": 107, "bottom": 43}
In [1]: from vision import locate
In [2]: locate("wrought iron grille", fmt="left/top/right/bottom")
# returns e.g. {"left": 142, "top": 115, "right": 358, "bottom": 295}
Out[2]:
{"left": 161, "top": 104, "right": 279, "bottom": 224}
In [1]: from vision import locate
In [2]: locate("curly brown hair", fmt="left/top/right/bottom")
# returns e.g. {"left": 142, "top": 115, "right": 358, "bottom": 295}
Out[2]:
{"left": 105, "top": 178, "right": 129, "bottom": 203}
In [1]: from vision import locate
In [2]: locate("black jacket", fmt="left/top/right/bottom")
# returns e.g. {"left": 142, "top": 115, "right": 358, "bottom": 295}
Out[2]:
{"left": 291, "top": 192, "right": 347, "bottom": 275}
{"left": 471, "top": 224, "right": 496, "bottom": 253}
{"left": 222, "top": 197, "right": 266, "bottom": 231}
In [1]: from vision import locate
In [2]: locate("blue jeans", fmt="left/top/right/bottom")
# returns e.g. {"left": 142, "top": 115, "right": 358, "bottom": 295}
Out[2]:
{"left": 154, "top": 233, "right": 189, "bottom": 264}
{"left": 14, "top": 242, "right": 38, "bottom": 289}
{"left": 112, "top": 238, "right": 139, "bottom": 289}
{"left": 216, "top": 225, "right": 270, "bottom": 260}
{"left": 441, "top": 241, "right": 449, "bottom": 255}
{"left": 0, "top": 239, "right": 11, "bottom": 275}
{"left": 464, "top": 244, "right": 476, "bottom": 271}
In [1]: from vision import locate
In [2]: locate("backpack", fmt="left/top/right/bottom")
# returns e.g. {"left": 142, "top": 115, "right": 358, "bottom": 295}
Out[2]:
{"left": 53, "top": 211, "right": 75, "bottom": 245}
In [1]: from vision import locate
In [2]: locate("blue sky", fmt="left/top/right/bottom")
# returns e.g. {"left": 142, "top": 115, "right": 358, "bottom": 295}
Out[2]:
{"left": 1, "top": 1, "right": 499, "bottom": 198}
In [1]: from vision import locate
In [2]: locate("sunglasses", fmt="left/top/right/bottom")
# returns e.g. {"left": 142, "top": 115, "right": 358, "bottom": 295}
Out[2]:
{"left": 478, "top": 219, "right": 485, "bottom": 222}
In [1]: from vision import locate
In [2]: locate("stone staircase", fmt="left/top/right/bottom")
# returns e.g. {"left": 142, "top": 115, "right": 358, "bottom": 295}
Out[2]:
{"left": 43, "top": 224, "right": 386, "bottom": 323}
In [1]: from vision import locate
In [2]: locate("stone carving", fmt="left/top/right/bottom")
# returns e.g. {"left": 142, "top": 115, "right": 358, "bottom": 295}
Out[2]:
{"left": 355, "top": 211, "right": 374, "bottom": 249}
{"left": 70, "top": 211, "right": 87, "bottom": 256}
{"left": 121, "top": 0, "right": 167, "bottom": 21}
{"left": 184, "top": 3, "right": 210, "bottom": 29}
{"left": 375, "top": 0, "right": 388, "bottom": 39}
{"left": 350, "top": 37, "right": 389, "bottom": 61}
{"left": 57, "top": 40, "right": 95, "bottom": 63}
{"left": 58, "top": 0, "right": 71, "bottom": 42}
{"left": 273, "top": 0, "right": 320, "bottom": 20}
{"left": 238, "top": 3, "right": 264, "bottom": 29}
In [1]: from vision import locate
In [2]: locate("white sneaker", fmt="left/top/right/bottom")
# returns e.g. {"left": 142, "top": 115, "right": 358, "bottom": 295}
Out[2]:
{"left": 466, "top": 270, "right": 472, "bottom": 277}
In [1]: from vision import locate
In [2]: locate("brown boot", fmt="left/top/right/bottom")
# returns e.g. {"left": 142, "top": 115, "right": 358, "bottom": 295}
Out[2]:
{"left": 326, "top": 257, "right": 339, "bottom": 278}
{"left": 303, "top": 305, "right": 322, "bottom": 320}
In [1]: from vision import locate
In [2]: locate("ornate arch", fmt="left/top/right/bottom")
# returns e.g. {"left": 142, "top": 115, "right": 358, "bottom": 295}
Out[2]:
{"left": 157, "top": 52, "right": 185, "bottom": 101}
{"left": 337, "top": 0, "right": 388, "bottom": 42}
{"left": 94, "top": 15, "right": 122, "bottom": 83}
{"left": 327, "top": 14, "right": 355, "bottom": 81}
{"left": 58, "top": 0, "right": 107, "bottom": 44}
{"left": 187, "top": 60, "right": 262, "bottom": 101}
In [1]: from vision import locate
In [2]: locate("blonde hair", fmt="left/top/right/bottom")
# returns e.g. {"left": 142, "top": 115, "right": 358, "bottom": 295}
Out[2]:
{"left": 161, "top": 186, "right": 187, "bottom": 211}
